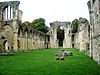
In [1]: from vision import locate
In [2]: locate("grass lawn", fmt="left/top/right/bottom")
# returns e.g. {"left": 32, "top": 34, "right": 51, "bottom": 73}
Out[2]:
{"left": 0, "top": 48, "right": 100, "bottom": 75}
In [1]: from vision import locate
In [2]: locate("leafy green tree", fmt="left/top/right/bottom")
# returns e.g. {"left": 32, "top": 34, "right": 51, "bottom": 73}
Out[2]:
{"left": 31, "top": 18, "right": 49, "bottom": 33}
{"left": 22, "top": 18, "right": 49, "bottom": 33}
{"left": 72, "top": 19, "right": 79, "bottom": 33}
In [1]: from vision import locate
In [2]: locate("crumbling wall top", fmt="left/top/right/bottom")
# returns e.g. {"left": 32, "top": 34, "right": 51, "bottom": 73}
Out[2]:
{"left": 79, "top": 18, "right": 89, "bottom": 24}
{"left": 0, "top": 1, "right": 20, "bottom": 10}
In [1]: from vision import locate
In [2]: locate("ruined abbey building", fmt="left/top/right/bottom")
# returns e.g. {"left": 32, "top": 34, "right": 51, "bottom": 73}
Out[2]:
{"left": 0, "top": 0, "right": 100, "bottom": 66}
{"left": 0, "top": 1, "right": 48, "bottom": 52}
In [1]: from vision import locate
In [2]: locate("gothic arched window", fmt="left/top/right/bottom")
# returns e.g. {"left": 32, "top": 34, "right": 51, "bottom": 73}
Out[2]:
{"left": 3, "top": 5, "right": 13, "bottom": 20}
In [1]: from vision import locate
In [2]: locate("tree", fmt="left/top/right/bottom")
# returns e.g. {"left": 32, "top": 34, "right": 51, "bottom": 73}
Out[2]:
{"left": 31, "top": 18, "right": 49, "bottom": 33}
{"left": 22, "top": 18, "right": 49, "bottom": 33}
{"left": 72, "top": 19, "right": 79, "bottom": 33}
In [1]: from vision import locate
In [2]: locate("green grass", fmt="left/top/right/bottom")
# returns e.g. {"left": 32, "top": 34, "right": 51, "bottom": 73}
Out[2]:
{"left": 0, "top": 48, "right": 100, "bottom": 75}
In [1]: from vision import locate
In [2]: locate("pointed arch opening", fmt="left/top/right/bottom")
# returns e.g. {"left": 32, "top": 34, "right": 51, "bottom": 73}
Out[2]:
{"left": 57, "top": 25, "right": 64, "bottom": 47}
{"left": 3, "top": 5, "right": 13, "bottom": 20}
{"left": 3, "top": 40, "right": 9, "bottom": 50}
{"left": 17, "top": 40, "right": 20, "bottom": 50}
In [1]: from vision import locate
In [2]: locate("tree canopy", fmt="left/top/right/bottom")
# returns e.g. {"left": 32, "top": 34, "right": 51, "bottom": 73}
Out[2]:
{"left": 22, "top": 18, "right": 49, "bottom": 33}
{"left": 31, "top": 18, "right": 49, "bottom": 33}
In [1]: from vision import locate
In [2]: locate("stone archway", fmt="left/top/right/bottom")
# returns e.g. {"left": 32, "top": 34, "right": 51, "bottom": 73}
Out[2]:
{"left": 49, "top": 21, "right": 72, "bottom": 48}
{"left": 3, "top": 40, "right": 9, "bottom": 50}
{"left": 57, "top": 25, "right": 64, "bottom": 47}
{"left": 17, "top": 40, "right": 20, "bottom": 50}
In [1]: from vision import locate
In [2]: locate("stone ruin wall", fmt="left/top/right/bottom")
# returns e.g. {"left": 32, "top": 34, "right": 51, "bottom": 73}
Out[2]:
{"left": 48, "top": 21, "right": 72, "bottom": 48}
{"left": 0, "top": 1, "right": 48, "bottom": 52}
{"left": 17, "top": 25, "right": 48, "bottom": 51}
{"left": 87, "top": 0, "right": 100, "bottom": 65}
{"left": 73, "top": 18, "right": 90, "bottom": 55}
{"left": 73, "top": 0, "right": 100, "bottom": 65}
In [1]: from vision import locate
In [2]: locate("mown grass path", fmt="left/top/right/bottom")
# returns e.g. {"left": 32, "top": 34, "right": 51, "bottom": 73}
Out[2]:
{"left": 0, "top": 48, "right": 100, "bottom": 75}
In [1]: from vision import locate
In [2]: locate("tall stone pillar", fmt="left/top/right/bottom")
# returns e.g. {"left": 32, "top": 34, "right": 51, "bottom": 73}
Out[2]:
{"left": 87, "top": 0, "right": 93, "bottom": 57}
{"left": 63, "top": 22, "right": 72, "bottom": 48}
{"left": 63, "top": 26, "right": 67, "bottom": 48}
{"left": 54, "top": 30, "right": 58, "bottom": 48}
{"left": 0, "top": 11, "right": 2, "bottom": 21}
{"left": 50, "top": 28, "right": 57, "bottom": 48}
{"left": 13, "top": 31, "right": 18, "bottom": 51}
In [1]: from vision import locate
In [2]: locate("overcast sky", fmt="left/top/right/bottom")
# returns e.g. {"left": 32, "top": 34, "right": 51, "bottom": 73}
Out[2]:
{"left": 1, "top": 0, "right": 89, "bottom": 26}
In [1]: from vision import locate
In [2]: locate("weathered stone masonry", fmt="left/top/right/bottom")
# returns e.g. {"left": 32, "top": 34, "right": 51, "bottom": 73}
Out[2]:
{"left": 73, "top": 18, "right": 90, "bottom": 54}
{"left": 87, "top": 0, "right": 100, "bottom": 65}
{"left": 71, "top": 0, "right": 100, "bottom": 65}
{"left": 0, "top": 1, "right": 48, "bottom": 52}
{"left": 48, "top": 21, "right": 72, "bottom": 48}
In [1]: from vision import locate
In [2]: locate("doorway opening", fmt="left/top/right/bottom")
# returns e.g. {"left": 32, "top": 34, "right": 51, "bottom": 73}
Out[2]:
{"left": 57, "top": 26, "right": 64, "bottom": 47}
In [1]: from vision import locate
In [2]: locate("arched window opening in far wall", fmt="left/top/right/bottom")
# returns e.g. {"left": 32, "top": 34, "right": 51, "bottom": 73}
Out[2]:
{"left": 3, "top": 5, "right": 13, "bottom": 20}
